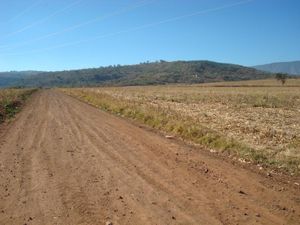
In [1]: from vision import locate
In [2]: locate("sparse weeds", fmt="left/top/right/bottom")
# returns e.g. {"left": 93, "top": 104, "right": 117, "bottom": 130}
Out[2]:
{"left": 0, "top": 89, "right": 37, "bottom": 122}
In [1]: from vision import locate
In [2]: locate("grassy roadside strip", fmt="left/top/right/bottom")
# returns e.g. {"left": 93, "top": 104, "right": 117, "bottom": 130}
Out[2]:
{"left": 62, "top": 88, "right": 299, "bottom": 174}
{"left": 0, "top": 89, "right": 37, "bottom": 123}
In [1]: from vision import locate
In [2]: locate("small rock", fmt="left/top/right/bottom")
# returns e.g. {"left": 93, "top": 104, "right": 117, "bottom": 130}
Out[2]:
{"left": 165, "top": 135, "right": 174, "bottom": 139}
{"left": 292, "top": 209, "right": 295, "bottom": 213}
{"left": 172, "top": 216, "right": 176, "bottom": 220}
{"left": 238, "top": 158, "right": 247, "bottom": 163}
{"left": 106, "top": 222, "right": 113, "bottom": 225}
{"left": 204, "top": 168, "right": 209, "bottom": 173}
{"left": 278, "top": 187, "right": 285, "bottom": 192}
{"left": 119, "top": 196, "right": 123, "bottom": 200}
{"left": 238, "top": 190, "right": 246, "bottom": 195}
{"left": 294, "top": 182, "right": 299, "bottom": 186}
{"left": 255, "top": 213, "right": 261, "bottom": 217}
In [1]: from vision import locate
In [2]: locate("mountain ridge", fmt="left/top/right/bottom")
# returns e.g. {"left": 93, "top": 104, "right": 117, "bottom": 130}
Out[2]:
{"left": 0, "top": 71, "right": 42, "bottom": 87}
{"left": 253, "top": 61, "right": 300, "bottom": 75}
{"left": 1, "top": 60, "right": 272, "bottom": 88}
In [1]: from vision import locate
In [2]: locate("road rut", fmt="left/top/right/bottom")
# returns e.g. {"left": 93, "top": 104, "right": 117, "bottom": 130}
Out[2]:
{"left": 0, "top": 90, "right": 299, "bottom": 225}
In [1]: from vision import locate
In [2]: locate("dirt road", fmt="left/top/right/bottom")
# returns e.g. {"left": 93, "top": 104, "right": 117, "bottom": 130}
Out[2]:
{"left": 0, "top": 90, "right": 299, "bottom": 225}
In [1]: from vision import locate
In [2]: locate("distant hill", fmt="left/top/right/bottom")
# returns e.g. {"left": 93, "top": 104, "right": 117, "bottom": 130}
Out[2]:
{"left": 0, "top": 71, "right": 42, "bottom": 87}
{"left": 13, "top": 60, "right": 271, "bottom": 88}
{"left": 253, "top": 61, "right": 300, "bottom": 75}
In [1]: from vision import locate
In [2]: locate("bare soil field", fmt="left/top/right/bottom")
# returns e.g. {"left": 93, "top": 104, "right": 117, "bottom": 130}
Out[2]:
{"left": 0, "top": 89, "right": 299, "bottom": 225}
{"left": 62, "top": 79, "right": 300, "bottom": 173}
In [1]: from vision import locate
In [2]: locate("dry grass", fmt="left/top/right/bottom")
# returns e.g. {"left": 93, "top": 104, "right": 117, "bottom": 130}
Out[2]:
{"left": 194, "top": 78, "right": 300, "bottom": 87}
{"left": 0, "top": 88, "right": 37, "bottom": 122}
{"left": 61, "top": 79, "right": 300, "bottom": 173}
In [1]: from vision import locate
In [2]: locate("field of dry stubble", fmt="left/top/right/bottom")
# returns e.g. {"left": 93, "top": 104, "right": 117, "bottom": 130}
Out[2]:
{"left": 62, "top": 79, "right": 300, "bottom": 173}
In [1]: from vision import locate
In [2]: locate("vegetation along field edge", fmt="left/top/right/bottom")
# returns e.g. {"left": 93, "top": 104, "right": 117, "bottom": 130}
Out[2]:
{"left": 0, "top": 89, "right": 37, "bottom": 123}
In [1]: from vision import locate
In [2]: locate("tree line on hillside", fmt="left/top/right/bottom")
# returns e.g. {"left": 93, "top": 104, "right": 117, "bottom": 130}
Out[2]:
{"left": 13, "top": 60, "right": 272, "bottom": 88}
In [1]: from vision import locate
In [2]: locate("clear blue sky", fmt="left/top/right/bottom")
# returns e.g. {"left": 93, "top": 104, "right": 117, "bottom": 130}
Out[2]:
{"left": 0, "top": 0, "right": 299, "bottom": 71}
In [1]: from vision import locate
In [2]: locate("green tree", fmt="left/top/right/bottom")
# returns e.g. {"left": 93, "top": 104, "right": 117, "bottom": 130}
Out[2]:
{"left": 275, "top": 73, "right": 287, "bottom": 85}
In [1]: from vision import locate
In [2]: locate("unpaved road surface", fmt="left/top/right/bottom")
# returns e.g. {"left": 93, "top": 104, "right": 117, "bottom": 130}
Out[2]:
{"left": 0, "top": 90, "right": 299, "bottom": 225}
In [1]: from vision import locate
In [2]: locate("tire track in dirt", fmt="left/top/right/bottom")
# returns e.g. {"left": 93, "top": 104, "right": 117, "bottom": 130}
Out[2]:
{"left": 0, "top": 90, "right": 299, "bottom": 225}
